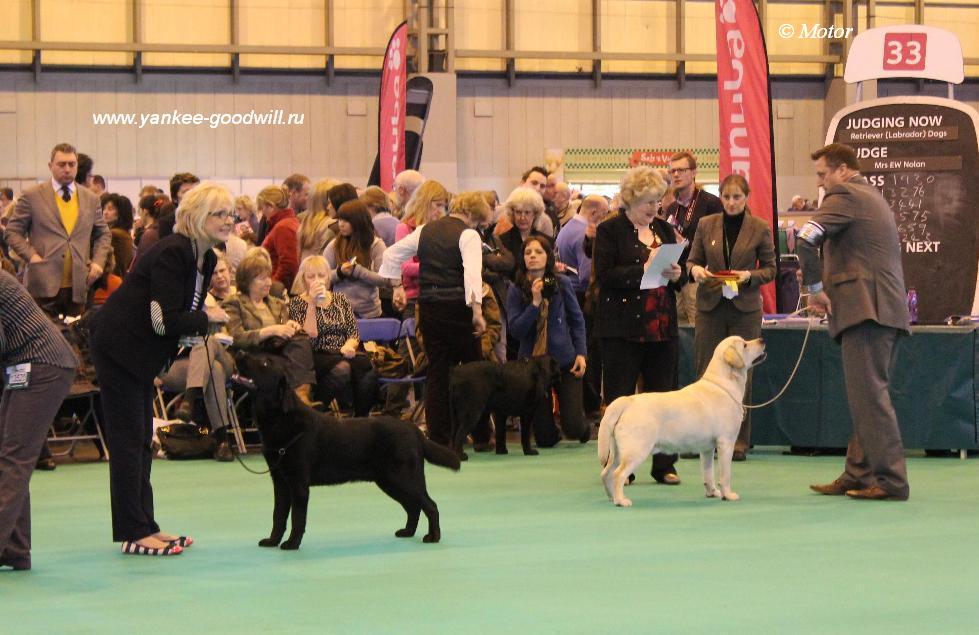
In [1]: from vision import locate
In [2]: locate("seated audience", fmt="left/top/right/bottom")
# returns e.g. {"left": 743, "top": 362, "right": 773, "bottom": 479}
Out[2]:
{"left": 361, "top": 186, "right": 399, "bottom": 248}
{"left": 256, "top": 185, "right": 300, "bottom": 290}
{"left": 157, "top": 253, "right": 238, "bottom": 461}
{"left": 393, "top": 180, "right": 450, "bottom": 317}
{"left": 233, "top": 195, "right": 260, "bottom": 243}
{"left": 223, "top": 248, "right": 319, "bottom": 408}
{"left": 323, "top": 200, "right": 394, "bottom": 319}
{"left": 101, "top": 193, "right": 135, "bottom": 277}
{"left": 288, "top": 256, "right": 377, "bottom": 416}
{"left": 298, "top": 180, "right": 340, "bottom": 261}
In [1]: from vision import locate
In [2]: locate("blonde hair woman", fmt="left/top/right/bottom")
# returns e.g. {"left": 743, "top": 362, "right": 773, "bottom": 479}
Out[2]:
{"left": 288, "top": 256, "right": 377, "bottom": 416}
{"left": 256, "top": 184, "right": 300, "bottom": 289}
{"left": 298, "top": 179, "right": 341, "bottom": 261}
{"left": 233, "top": 194, "right": 259, "bottom": 242}
{"left": 593, "top": 166, "right": 684, "bottom": 486}
{"left": 392, "top": 179, "right": 451, "bottom": 313}
{"left": 90, "top": 182, "right": 234, "bottom": 556}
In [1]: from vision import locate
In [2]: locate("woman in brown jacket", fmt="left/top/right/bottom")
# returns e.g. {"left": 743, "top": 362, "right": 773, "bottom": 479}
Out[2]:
{"left": 223, "top": 248, "right": 319, "bottom": 407}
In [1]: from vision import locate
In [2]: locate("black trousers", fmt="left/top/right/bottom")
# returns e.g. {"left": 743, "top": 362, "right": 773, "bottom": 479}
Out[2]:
{"left": 579, "top": 291, "right": 603, "bottom": 414}
{"left": 532, "top": 367, "right": 585, "bottom": 446}
{"left": 91, "top": 349, "right": 160, "bottom": 542}
{"left": 313, "top": 351, "right": 378, "bottom": 417}
{"left": 418, "top": 299, "right": 481, "bottom": 445}
{"left": 600, "top": 337, "right": 679, "bottom": 478}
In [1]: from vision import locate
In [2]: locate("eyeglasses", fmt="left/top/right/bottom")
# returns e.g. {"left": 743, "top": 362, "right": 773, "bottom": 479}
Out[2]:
{"left": 209, "top": 210, "right": 234, "bottom": 221}
{"left": 512, "top": 209, "right": 536, "bottom": 217}
{"left": 668, "top": 167, "right": 692, "bottom": 175}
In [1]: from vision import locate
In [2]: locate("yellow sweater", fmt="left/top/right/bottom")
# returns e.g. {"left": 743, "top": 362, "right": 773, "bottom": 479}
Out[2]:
{"left": 55, "top": 189, "right": 79, "bottom": 288}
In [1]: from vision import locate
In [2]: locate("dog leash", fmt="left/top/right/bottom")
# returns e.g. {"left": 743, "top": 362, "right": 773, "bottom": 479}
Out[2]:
{"left": 743, "top": 306, "right": 816, "bottom": 410}
{"left": 231, "top": 430, "right": 305, "bottom": 475}
{"left": 198, "top": 332, "right": 306, "bottom": 476}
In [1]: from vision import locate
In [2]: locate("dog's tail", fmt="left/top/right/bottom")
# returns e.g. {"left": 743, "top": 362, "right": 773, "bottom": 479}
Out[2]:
{"left": 423, "top": 438, "right": 462, "bottom": 471}
{"left": 598, "top": 396, "right": 630, "bottom": 468}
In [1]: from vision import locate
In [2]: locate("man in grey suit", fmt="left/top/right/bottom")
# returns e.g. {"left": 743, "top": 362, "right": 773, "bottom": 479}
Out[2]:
{"left": 5, "top": 143, "right": 111, "bottom": 317}
{"left": 797, "top": 143, "right": 911, "bottom": 501}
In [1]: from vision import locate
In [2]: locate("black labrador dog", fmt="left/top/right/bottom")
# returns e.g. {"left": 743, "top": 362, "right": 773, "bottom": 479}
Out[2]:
{"left": 236, "top": 354, "right": 460, "bottom": 549}
{"left": 449, "top": 356, "right": 561, "bottom": 458}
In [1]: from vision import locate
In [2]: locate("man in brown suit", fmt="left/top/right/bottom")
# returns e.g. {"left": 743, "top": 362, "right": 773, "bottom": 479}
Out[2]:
{"left": 5, "top": 143, "right": 111, "bottom": 317}
{"left": 797, "top": 143, "right": 911, "bottom": 501}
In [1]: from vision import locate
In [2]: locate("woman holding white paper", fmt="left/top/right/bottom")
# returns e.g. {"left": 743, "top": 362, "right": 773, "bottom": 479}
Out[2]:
{"left": 593, "top": 166, "right": 685, "bottom": 485}
{"left": 687, "top": 174, "right": 777, "bottom": 461}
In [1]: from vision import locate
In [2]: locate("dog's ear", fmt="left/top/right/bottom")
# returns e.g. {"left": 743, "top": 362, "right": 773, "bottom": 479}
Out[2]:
{"left": 278, "top": 376, "right": 296, "bottom": 413}
{"left": 723, "top": 345, "right": 746, "bottom": 369}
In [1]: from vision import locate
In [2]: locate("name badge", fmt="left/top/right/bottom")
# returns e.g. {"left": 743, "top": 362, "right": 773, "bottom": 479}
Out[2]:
{"left": 4, "top": 363, "right": 32, "bottom": 390}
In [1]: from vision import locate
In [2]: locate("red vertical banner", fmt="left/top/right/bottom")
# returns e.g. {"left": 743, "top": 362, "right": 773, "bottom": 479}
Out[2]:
{"left": 378, "top": 21, "right": 408, "bottom": 191}
{"left": 716, "top": 0, "right": 779, "bottom": 313}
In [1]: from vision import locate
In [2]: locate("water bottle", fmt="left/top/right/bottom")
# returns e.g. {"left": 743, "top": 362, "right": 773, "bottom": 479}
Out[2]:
{"left": 906, "top": 287, "right": 918, "bottom": 325}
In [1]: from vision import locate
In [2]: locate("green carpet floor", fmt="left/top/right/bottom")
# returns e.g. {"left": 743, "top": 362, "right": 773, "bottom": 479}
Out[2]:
{"left": 2, "top": 444, "right": 978, "bottom": 634}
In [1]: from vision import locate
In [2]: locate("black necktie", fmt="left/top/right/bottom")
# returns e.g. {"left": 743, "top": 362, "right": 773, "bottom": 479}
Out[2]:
{"left": 61, "top": 185, "right": 71, "bottom": 202}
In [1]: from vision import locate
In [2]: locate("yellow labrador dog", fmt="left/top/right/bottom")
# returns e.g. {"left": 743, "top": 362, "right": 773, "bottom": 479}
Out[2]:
{"left": 598, "top": 335, "right": 767, "bottom": 507}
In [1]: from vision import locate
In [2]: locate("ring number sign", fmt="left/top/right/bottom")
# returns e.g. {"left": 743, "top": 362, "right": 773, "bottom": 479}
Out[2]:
{"left": 883, "top": 33, "right": 927, "bottom": 71}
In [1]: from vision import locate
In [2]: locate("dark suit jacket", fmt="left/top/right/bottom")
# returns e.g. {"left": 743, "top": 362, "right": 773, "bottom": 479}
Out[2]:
{"left": 6, "top": 182, "right": 111, "bottom": 303}
{"left": 592, "top": 213, "right": 685, "bottom": 339}
{"left": 687, "top": 212, "right": 777, "bottom": 313}
{"left": 798, "top": 175, "right": 911, "bottom": 340}
{"left": 92, "top": 233, "right": 215, "bottom": 381}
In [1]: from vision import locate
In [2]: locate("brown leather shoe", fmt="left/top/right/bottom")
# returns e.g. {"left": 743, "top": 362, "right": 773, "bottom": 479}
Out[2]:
{"left": 809, "top": 478, "right": 859, "bottom": 496}
{"left": 845, "top": 486, "right": 908, "bottom": 501}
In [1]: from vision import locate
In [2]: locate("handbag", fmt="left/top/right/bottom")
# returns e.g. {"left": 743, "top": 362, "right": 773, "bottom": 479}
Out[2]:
{"left": 157, "top": 422, "right": 216, "bottom": 460}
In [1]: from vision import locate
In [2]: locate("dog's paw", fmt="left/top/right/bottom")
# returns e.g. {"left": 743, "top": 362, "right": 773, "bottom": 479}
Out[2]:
{"left": 705, "top": 485, "right": 722, "bottom": 498}
{"left": 258, "top": 537, "right": 280, "bottom": 547}
{"left": 395, "top": 528, "right": 416, "bottom": 538}
{"left": 614, "top": 497, "right": 633, "bottom": 507}
{"left": 523, "top": 448, "right": 539, "bottom": 456}
{"left": 722, "top": 491, "right": 740, "bottom": 501}
{"left": 458, "top": 451, "right": 469, "bottom": 462}
{"left": 279, "top": 539, "right": 302, "bottom": 550}
{"left": 422, "top": 532, "right": 440, "bottom": 543}
{"left": 495, "top": 447, "right": 509, "bottom": 455}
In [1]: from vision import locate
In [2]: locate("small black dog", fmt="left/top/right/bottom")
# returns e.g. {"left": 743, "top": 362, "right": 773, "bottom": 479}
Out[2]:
{"left": 236, "top": 354, "right": 460, "bottom": 549}
{"left": 449, "top": 356, "right": 561, "bottom": 457}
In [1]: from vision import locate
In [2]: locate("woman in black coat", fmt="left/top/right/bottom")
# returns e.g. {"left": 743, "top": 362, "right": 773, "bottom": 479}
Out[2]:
{"left": 593, "top": 166, "right": 685, "bottom": 485}
{"left": 91, "top": 183, "right": 233, "bottom": 556}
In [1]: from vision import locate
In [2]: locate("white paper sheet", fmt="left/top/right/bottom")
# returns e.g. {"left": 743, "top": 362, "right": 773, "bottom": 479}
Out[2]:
{"left": 639, "top": 241, "right": 688, "bottom": 290}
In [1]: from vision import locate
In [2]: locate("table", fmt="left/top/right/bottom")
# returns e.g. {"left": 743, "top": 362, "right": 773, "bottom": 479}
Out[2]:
{"left": 678, "top": 322, "right": 979, "bottom": 450}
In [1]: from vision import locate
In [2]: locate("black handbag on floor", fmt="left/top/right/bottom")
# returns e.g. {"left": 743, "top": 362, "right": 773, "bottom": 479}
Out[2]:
{"left": 157, "top": 423, "right": 216, "bottom": 460}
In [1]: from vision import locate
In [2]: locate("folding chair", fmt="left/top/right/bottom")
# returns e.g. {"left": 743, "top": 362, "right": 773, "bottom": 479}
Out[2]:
{"left": 357, "top": 318, "right": 427, "bottom": 422}
{"left": 154, "top": 381, "right": 249, "bottom": 454}
{"left": 48, "top": 384, "right": 109, "bottom": 461}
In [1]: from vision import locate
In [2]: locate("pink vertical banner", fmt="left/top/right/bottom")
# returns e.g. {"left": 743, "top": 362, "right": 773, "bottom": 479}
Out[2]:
{"left": 716, "top": 0, "right": 779, "bottom": 313}
{"left": 378, "top": 21, "right": 408, "bottom": 191}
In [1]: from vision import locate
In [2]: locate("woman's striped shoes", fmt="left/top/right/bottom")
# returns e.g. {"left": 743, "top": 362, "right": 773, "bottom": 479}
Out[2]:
{"left": 120, "top": 541, "right": 183, "bottom": 556}
{"left": 167, "top": 536, "right": 194, "bottom": 548}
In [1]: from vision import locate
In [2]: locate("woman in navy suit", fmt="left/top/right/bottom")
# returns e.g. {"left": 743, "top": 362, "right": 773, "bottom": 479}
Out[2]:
{"left": 92, "top": 183, "right": 233, "bottom": 556}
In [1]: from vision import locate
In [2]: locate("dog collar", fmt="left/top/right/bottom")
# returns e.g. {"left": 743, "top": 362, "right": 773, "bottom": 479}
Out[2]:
{"left": 700, "top": 376, "right": 744, "bottom": 406}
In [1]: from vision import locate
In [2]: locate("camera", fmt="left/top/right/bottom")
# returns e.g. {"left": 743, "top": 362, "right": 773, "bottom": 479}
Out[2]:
{"left": 541, "top": 274, "right": 558, "bottom": 299}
